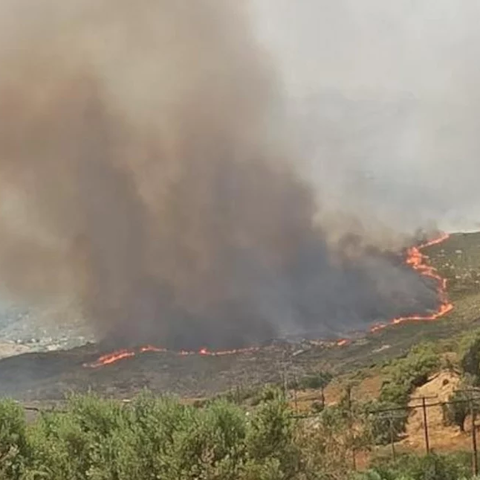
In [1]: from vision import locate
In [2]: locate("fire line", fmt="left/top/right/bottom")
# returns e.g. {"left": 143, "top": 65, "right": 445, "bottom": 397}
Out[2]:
{"left": 84, "top": 233, "right": 453, "bottom": 367}
{"left": 337, "top": 232, "right": 453, "bottom": 345}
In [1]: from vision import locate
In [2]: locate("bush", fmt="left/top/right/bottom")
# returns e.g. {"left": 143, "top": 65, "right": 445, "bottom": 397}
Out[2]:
{"left": 378, "top": 343, "right": 440, "bottom": 405}
{"left": 365, "top": 452, "right": 472, "bottom": 480}
{"left": 378, "top": 381, "right": 410, "bottom": 406}
{"left": 364, "top": 400, "right": 409, "bottom": 445}
{"left": 297, "top": 372, "right": 333, "bottom": 391}
{"left": 1, "top": 390, "right": 475, "bottom": 480}
{"left": 368, "top": 344, "right": 440, "bottom": 443}
{"left": 0, "top": 400, "right": 29, "bottom": 480}
{"left": 387, "top": 343, "right": 440, "bottom": 391}
{"left": 442, "top": 389, "right": 479, "bottom": 432}
{"left": 0, "top": 392, "right": 306, "bottom": 480}
{"left": 459, "top": 331, "right": 480, "bottom": 381}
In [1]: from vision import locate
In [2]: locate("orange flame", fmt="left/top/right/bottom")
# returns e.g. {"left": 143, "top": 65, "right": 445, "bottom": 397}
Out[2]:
{"left": 83, "top": 344, "right": 261, "bottom": 368}
{"left": 338, "top": 232, "right": 453, "bottom": 344}
{"left": 85, "top": 233, "right": 453, "bottom": 367}
{"left": 375, "top": 233, "right": 453, "bottom": 328}
{"left": 87, "top": 349, "right": 136, "bottom": 368}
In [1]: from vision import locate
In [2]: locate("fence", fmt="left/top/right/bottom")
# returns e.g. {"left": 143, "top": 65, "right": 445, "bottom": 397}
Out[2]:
{"left": 285, "top": 386, "right": 480, "bottom": 476}
{"left": 364, "top": 390, "right": 480, "bottom": 475}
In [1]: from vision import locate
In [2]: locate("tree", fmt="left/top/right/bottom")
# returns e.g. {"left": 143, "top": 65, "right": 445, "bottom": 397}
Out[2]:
{"left": 364, "top": 400, "right": 408, "bottom": 445}
{"left": 0, "top": 400, "right": 29, "bottom": 480}
{"left": 389, "top": 343, "right": 440, "bottom": 390}
{"left": 443, "top": 389, "right": 480, "bottom": 432}
{"left": 459, "top": 332, "right": 480, "bottom": 381}
{"left": 298, "top": 371, "right": 333, "bottom": 408}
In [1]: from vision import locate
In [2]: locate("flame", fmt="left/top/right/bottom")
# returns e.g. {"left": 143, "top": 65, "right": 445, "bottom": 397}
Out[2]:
{"left": 365, "top": 232, "right": 453, "bottom": 335}
{"left": 83, "top": 344, "right": 261, "bottom": 368}
{"left": 87, "top": 349, "right": 136, "bottom": 368}
{"left": 335, "top": 233, "right": 453, "bottom": 346}
{"left": 85, "top": 233, "right": 453, "bottom": 367}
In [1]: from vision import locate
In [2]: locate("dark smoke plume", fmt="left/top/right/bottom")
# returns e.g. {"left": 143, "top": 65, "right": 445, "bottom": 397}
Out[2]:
{"left": 0, "top": 0, "right": 438, "bottom": 349}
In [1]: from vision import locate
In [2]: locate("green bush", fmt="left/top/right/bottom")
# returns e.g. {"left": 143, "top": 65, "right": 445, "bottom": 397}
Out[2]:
{"left": 1, "top": 390, "right": 476, "bottom": 480}
{"left": 364, "top": 400, "right": 409, "bottom": 445}
{"left": 0, "top": 400, "right": 29, "bottom": 480}
{"left": 365, "top": 452, "right": 472, "bottom": 480}
{"left": 442, "top": 388, "right": 480, "bottom": 433}
{"left": 459, "top": 331, "right": 480, "bottom": 381}
{"left": 368, "top": 343, "right": 440, "bottom": 443}
{"left": 381, "top": 344, "right": 440, "bottom": 398}
{"left": 0, "top": 392, "right": 305, "bottom": 480}
{"left": 378, "top": 381, "right": 410, "bottom": 406}
{"left": 297, "top": 371, "right": 333, "bottom": 391}
{"left": 387, "top": 343, "right": 440, "bottom": 392}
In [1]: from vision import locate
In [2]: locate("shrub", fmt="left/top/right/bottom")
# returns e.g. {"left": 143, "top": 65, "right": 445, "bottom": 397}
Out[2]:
{"left": 367, "top": 452, "right": 472, "bottom": 480}
{"left": 387, "top": 343, "right": 440, "bottom": 391}
{"left": 442, "top": 390, "right": 473, "bottom": 432}
{"left": 297, "top": 372, "right": 333, "bottom": 391}
{"left": 459, "top": 331, "right": 480, "bottom": 381}
{"left": 368, "top": 344, "right": 440, "bottom": 443}
{"left": 0, "top": 400, "right": 29, "bottom": 480}
{"left": 364, "top": 400, "right": 409, "bottom": 445}
{"left": 0, "top": 392, "right": 309, "bottom": 480}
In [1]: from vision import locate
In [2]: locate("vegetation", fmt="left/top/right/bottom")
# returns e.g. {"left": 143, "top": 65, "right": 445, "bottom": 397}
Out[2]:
{"left": 384, "top": 343, "right": 440, "bottom": 394}
{"left": 354, "top": 452, "right": 474, "bottom": 480}
{"left": 295, "top": 371, "right": 333, "bottom": 410}
{"left": 0, "top": 391, "right": 306, "bottom": 480}
{"left": 2, "top": 392, "right": 480, "bottom": 480}
{"left": 459, "top": 330, "right": 480, "bottom": 382}
{"left": 443, "top": 389, "right": 471, "bottom": 432}
{"left": 361, "top": 343, "right": 441, "bottom": 443}
{"left": 296, "top": 371, "right": 333, "bottom": 392}
{"left": 2, "top": 233, "right": 480, "bottom": 479}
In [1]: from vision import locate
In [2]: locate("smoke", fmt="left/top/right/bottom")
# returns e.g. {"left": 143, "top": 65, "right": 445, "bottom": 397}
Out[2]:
{"left": 0, "top": 0, "right": 441, "bottom": 350}
{"left": 253, "top": 0, "right": 480, "bottom": 233}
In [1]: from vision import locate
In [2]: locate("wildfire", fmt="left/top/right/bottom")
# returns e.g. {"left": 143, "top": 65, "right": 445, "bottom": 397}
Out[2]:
{"left": 83, "top": 344, "right": 260, "bottom": 368}
{"left": 85, "top": 233, "right": 453, "bottom": 367}
{"left": 88, "top": 349, "right": 136, "bottom": 368}
{"left": 341, "top": 232, "right": 453, "bottom": 343}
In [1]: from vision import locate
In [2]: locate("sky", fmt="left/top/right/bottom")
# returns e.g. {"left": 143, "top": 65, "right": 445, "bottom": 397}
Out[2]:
{"left": 251, "top": 0, "right": 480, "bottom": 233}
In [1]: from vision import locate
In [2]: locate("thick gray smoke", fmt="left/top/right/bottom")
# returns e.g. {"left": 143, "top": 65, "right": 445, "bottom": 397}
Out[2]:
{"left": 0, "top": 0, "right": 440, "bottom": 350}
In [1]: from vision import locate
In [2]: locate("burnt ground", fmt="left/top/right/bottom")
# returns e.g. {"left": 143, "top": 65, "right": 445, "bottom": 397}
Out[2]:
{"left": 1, "top": 231, "right": 480, "bottom": 402}
{"left": 0, "top": 342, "right": 322, "bottom": 401}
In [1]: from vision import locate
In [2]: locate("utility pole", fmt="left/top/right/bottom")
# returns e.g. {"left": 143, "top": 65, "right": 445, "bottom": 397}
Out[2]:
{"left": 389, "top": 416, "right": 396, "bottom": 461}
{"left": 281, "top": 350, "right": 289, "bottom": 399}
{"left": 292, "top": 375, "right": 298, "bottom": 414}
{"left": 346, "top": 385, "right": 356, "bottom": 471}
{"left": 458, "top": 389, "right": 480, "bottom": 476}
{"left": 471, "top": 397, "right": 478, "bottom": 477}
{"left": 410, "top": 395, "right": 437, "bottom": 455}
{"left": 376, "top": 411, "right": 407, "bottom": 461}
{"left": 422, "top": 397, "right": 430, "bottom": 454}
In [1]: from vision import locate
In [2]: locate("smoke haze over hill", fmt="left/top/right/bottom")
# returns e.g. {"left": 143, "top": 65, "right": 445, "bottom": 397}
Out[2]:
{"left": 0, "top": 0, "right": 466, "bottom": 349}
{"left": 253, "top": 0, "right": 480, "bottom": 233}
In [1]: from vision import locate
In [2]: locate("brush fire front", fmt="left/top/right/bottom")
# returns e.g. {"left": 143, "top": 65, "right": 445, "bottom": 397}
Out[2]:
{"left": 83, "top": 345, "right": 262, "bottom": 369}
{"left": 87, "top": 233, "right": 453, "bottom": 367}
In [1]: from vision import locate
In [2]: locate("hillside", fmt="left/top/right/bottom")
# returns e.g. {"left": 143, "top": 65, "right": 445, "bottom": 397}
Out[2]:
{"left": 0, "top": 232, "right": 479, "bottom": 403}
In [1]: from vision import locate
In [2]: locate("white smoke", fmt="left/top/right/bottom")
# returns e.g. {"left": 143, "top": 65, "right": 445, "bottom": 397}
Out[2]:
{"left": 252, "top": 0, "right": 480, "bottom": 233}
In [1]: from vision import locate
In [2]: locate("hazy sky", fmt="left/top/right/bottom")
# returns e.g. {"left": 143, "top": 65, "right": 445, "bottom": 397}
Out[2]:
{"left": 252, "top": 0, "right": 480, "bottom": 101}
{"left": 251, "top": 0, "right": 480, "bottom": 232}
